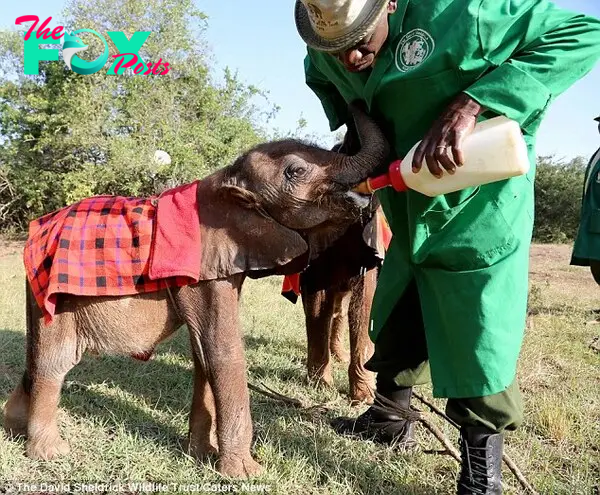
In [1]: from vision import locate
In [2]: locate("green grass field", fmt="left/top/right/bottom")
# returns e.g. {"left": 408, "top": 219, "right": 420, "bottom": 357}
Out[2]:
{"left": 0, "top": 241, "right": 598, "bottom": 494}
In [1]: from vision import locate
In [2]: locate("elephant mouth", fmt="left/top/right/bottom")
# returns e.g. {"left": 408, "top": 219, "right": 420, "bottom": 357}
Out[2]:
{"left": 343, "top": 190, "right": 372, "bottom": 210}
{"left": 329, "top": 179, "right": 374, "bottom": 212}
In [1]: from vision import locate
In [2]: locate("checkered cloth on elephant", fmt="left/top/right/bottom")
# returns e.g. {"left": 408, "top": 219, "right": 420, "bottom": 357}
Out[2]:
{"left": 24, "top": 181, "right": 201, "bottom": 324}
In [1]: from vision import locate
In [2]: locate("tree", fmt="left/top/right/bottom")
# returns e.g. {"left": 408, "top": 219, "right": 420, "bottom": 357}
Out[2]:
{"left": 0, "top": 0, "right": 276, "bottom": 231}
{"left": 533, "top": 155, "right": 588, "bottom": 243}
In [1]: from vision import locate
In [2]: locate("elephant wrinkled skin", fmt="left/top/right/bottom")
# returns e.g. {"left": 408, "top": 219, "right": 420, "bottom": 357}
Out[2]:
{"left": 3, "top": 102, "right": 390, "bottom": 478}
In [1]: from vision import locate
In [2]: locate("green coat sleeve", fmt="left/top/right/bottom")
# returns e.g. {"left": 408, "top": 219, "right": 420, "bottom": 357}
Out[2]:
{"left": 304, "top": 50, "right": 349, "bottom": 131}
{"left": 464, "top": 0, "right": 600, "bottom": 135}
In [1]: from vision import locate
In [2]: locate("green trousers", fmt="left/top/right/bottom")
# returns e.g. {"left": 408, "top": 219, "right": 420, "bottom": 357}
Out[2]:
{"left": 365, "top": 280, "right": 523, "bottom": 433}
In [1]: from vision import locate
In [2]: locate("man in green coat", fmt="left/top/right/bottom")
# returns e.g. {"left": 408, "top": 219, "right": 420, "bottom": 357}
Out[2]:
{"left": 571, "top": 117, "right": 600, "bottom": 282}
{"left": 294, "top": 1, "right": 600, "bottom": 493}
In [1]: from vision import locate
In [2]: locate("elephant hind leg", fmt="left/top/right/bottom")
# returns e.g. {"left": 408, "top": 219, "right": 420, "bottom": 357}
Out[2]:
{"left": 329, "top": 291, "right": 351, "bottom": 364}
{"left": 25, "top": 310, "right": 82, "bottom": 461}
{"left": 4, "top": 372, "right": 32, "bottom": 437}
{"left": 347, "top": 269, "right": 376, "bottom": 405}
{"left": 302, "top": 289, "right": 337, "bottom": 388}
{"left": 184, "top": 350, "right": 218, "bottom": 460}
{"left": 4, "top": 284, "right": 36, "bottom": 438}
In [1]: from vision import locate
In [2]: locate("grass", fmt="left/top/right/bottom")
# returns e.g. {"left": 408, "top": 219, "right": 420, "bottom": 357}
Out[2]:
{"left": 0, "top": 240, "right": 599, "bottom": 494}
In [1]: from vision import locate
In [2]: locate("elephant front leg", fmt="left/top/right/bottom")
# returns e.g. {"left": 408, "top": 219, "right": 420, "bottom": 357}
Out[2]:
{"left": 302, "top": 289, "right": 336, "bottom": 388}
{"left": 210, "top": 358, "right": 262, "bottom": 479}
{"left": 347, "top": 269, "right": 376, "bottom": 404}
{"left": 178, "top": 279, "right": 262, "bottom": 479}
{"left": 184, "top": 352, "right": 218, "bottom": 460}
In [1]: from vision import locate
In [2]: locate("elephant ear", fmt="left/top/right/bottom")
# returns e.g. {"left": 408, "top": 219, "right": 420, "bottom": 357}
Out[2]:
{"left": 197, "top": 183, "right": 310, "bottom": 280}
{"left": 361, "top": 203, "right": 389, "bottom": 261}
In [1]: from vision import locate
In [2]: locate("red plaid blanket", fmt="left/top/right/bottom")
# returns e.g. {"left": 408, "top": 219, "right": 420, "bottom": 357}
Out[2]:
{"left": 24, "top": 182, "right": 201, "bottom": 324}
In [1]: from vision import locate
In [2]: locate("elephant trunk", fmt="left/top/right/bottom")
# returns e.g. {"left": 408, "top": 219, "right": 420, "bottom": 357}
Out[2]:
{"left": 334, "top": 102, "right": 390, "bottom": 186}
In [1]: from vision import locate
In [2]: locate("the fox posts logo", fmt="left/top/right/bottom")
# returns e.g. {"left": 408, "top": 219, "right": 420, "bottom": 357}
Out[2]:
{"left": 16, "top": 15, "right": 171, "bottom": 76}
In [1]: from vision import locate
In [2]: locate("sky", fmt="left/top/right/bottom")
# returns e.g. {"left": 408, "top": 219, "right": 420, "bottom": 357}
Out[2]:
{"left": 2, "top": 0, "right": 600, "bottom": 160}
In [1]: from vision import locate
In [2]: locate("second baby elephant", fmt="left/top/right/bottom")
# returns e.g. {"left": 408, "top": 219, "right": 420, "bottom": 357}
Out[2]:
{"left": 284, "top": 204, "right": 390, "bottom": 404}
{"left": 3, "top": 102, "right": 390, "bottom": 478}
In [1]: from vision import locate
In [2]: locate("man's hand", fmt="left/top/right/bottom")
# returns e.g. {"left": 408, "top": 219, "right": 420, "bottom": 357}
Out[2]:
{"left": 412, "top": 93, "right": 483, "bottom": 178}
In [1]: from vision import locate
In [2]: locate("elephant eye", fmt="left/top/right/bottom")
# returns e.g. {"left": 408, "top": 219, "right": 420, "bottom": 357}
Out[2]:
{"left": 284, "top": 161, "right": 308, "bottom": 181}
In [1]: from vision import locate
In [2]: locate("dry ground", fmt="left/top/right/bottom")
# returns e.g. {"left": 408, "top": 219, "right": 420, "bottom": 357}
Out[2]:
{"left": 0, "top": 241, "right": 598, "bottom": 494}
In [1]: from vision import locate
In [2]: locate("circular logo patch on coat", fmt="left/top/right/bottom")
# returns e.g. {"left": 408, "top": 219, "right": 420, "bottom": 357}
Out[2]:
{"left": 395, "top": 29, "right": 435, "bottom": 72}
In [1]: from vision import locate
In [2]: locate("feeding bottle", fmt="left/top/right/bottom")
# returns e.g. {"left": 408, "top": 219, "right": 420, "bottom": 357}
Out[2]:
{"left": 354, "top": 116, "right": 530, "bottom": 197}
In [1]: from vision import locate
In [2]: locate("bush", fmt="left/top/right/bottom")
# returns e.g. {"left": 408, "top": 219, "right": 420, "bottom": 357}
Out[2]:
{"left": 0, "top": 0, "right": 275, "bottom": 232}
{"left": 533, "top": 155, "right": 588, "bottom": 243}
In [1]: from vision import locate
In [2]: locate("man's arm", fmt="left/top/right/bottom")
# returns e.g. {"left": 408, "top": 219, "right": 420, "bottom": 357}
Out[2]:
{"left": 413, "top": 0, "right": 600, "bottom": 176}
{"left": 465, "top": 0, "right": 600, "bottom": 135}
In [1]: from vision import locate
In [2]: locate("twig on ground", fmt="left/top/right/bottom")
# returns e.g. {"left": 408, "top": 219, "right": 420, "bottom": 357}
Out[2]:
{"left": 422, "top": 449, "right": 457, "bottom": 456}
{"left": 412, "top": 391, "right": 459, "bottom": 429}
{"left": 248, "top": 382, "right": 332, "bottom": 414}
{"left": 502, "top": 451, "right": 539, "bottom": 495}
{"left": 373, "top": 392, "right": 460, "bottom": 463}
{"left": 376, "top": 392, "right": 539, "bottom": 495}
{"left": 248, "top": 382, "right": 304, "bottom": 407}
{"left": 416, "top": 409, "right": 462, "bottom": 463}
{"left": 249, "top": 383, "right": 538, "bottom": 494}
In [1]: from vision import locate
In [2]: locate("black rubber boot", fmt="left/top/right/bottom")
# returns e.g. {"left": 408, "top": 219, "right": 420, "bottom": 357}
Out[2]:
{"left": 330, "top": 380, "right": 416, "bottom": 448}
{"left": 457, "top": 427, "right": 503, "bottom": 495}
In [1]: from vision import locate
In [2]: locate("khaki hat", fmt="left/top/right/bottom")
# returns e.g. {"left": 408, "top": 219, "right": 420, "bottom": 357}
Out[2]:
{"left": 295, "top": 0, "right": 390, "bottom": 53}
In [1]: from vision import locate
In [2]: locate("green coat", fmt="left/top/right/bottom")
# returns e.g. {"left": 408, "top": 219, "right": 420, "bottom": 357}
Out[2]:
{"left": 572, "top": 148, "right": 600, "bottom": 266}
{"left": 305, "top": 0, "right": 600, "bottom": 397}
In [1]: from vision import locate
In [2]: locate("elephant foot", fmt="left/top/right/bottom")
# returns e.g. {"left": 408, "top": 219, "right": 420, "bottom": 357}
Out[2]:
{"left": 3, "top": 411, "right": 28, "bottom": 439}
{"left": 27, "top": 435, "right": 70, "bottom": 460}
{"left": 330, "top": 346, "right": 350, "bottom": 364}
{"left": 3, "top": 422, "right": 27, "bottom": 439}
{"left": 3, "top": 386, "right": 30, "bottom": 438}
{"left": 217, "top": 454, "right": 263, "bottom": 479}
{"left": 349, "top": 383, "right": 375, "bottom": 406}
{"left": 183, "top": 434, "right": 219, "bottom": 460}
{"left": 307, "top": 370, "right": 334, "bottom": 389}
{"left": 307, "top": 360, "right": 334, "bottom": 389}
{"left": 349, "top": 372, "right": 375, "bottom": 405}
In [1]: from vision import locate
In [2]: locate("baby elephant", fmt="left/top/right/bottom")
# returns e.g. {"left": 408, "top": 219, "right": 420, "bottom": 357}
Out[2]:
{"left": 3, "top": 102, "right": 389, "bottom": 478}
{"left": 283, "top": 206, "right": 389, "bottom": 404}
